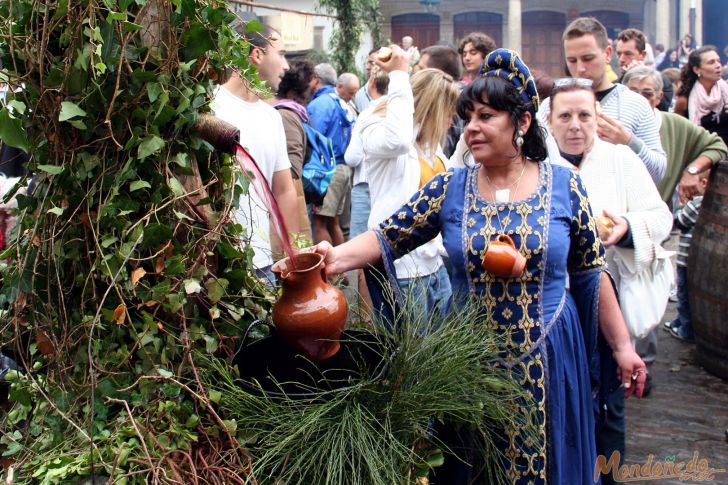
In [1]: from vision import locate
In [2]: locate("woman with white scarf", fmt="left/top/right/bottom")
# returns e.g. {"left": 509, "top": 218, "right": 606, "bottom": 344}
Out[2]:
{"left": 547, "top": 80, "right": 673, "bottom": 382}
{"left": 675, "top": 45, "right": 728, "bottom": 145}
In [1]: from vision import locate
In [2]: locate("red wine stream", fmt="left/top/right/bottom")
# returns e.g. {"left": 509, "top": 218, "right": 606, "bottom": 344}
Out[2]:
{"left": 235, "top": 143, "right": 298, "bottom": 269}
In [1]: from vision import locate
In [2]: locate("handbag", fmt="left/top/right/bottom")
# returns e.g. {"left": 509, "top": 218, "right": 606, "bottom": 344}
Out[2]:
{"left": 611, "top": 241, "right": 675, "bottom": 339}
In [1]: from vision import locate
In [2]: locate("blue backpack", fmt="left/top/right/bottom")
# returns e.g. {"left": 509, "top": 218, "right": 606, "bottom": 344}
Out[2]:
{"left": 300, "top": 121, "right": 336, "bottom": 202}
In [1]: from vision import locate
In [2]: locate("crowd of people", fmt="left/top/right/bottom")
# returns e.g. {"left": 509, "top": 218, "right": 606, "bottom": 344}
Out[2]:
{"left": 203, "top": 16, "right": 728, "bottom": 485}
{"left": 0, "top": 6, "right": 726, "bottom": 482}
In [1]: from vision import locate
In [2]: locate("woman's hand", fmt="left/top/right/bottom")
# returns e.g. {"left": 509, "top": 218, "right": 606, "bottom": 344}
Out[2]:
{"left": 307, "top": 232, "right": 382, "bottom": 279}
{"left": 600, "top": 210, "right": 629, "bottom": 247}
{"left": 375, "top": 44, "right": 410, "bottom": 73}
{"left": 613, "top": 346, "right": 647, "bottom": 399}
{"left": 308, "top": 241, "right": 340, "bottom": 279}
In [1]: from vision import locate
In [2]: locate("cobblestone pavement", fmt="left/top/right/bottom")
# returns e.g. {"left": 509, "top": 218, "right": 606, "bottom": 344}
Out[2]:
{"left": 624, "top": 237, "right": 728, "bottom": 485}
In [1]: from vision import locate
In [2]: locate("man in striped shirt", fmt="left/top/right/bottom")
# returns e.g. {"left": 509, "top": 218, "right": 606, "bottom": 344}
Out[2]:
{"left": 537, "top": 17, "right": 667, "bottom": 183}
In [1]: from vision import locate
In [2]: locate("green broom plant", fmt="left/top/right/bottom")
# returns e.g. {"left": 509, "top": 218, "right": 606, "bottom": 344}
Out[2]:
{"left": 205, "top": 294, "right": 534, "bottom": 485}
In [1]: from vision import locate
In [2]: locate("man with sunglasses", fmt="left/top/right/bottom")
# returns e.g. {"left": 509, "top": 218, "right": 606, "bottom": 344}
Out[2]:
{"left": 615, "top": 28, "right": 673, "bottom": 111}
{"left": 537, "top": 17, "right": 667, "bottom": 184}
{"left": 353, "top": 49, "right": 379, "bottom": 113}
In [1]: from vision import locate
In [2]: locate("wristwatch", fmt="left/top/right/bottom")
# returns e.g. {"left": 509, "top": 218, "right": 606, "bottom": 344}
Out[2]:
{"left": 686, "top": 166, "right": 700, "bottom": 175}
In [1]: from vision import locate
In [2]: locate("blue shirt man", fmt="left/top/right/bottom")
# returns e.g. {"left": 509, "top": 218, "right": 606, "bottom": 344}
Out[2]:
{"left": 306, "top": 70, "right": 359, "bottom": 247}
{"left": 307, "top": 73, "right": 359, "bottom": 162}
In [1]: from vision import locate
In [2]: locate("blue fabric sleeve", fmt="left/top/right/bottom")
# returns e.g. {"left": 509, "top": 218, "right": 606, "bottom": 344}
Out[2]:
{"left": 363, "top": 232, "right": 406, "bottom": 327}
{"left": 565, "top": 171, "right": 619, "bottom": 425}
{"left": 377, "top": 171, "right": 452, "bottom": 260}
{"left": 566, "top": 172, "right": 606, "bottom": 273}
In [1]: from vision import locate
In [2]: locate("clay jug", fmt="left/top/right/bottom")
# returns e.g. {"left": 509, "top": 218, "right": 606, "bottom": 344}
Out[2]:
{"left": 481, "top": 234, "right": 527, "bottom": 278}
{"left": 271, "top": 252, "right": 348, "bottom": 361}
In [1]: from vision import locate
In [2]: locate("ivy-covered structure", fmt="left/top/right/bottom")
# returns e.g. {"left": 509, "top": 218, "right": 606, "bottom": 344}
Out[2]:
{"left": 0, "top": 0, "right": 270, "bottom": 481}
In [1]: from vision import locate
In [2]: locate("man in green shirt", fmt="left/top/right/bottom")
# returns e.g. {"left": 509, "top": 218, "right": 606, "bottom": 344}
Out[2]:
{"left": 623, "top": 66, "right": 727, "bottom": 209}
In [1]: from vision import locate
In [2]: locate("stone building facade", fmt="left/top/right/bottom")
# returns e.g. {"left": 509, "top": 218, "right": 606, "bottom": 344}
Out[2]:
{"left": 380, "top": 0, "right": 706, "bottom": 76}
{"left": 233, "top": 1, "right": 726, "bottom": 77}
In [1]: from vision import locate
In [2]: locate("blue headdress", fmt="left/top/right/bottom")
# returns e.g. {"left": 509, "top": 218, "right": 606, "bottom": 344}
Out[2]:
{"left": 479, "top": 48, "right": 539, "bottom": 114}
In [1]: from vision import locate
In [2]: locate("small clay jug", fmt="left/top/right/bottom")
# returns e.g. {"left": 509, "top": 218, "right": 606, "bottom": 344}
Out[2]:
{"left": 481, "top": 234, "right": 527, "bottom": 278}
{"left": 271, "top": 252, "right": 348, "bottom": 361}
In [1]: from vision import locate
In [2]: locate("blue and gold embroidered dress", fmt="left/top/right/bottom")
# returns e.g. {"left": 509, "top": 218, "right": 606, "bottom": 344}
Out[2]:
{"left": 376, "top": 162, "right": 618, "bottom": 484}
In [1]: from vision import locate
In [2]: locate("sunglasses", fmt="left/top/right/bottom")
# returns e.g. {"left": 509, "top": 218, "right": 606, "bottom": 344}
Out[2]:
{"left": 553, "top": 77, "right": 594, "bottom": 88}
{"left": 635, "top": 90, "right": 656, "bottom": 99}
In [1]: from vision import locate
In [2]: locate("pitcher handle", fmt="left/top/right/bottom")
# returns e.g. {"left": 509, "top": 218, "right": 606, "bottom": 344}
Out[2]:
{"left": 496, "top": 234, "right": 516, "bottom": 248}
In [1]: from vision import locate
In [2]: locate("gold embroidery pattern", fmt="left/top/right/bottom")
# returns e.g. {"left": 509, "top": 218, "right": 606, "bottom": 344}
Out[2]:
{"left": 464, "top": 170, "right": 548, "bottom": 483}
{"left": 569, "top": 174, "right": 606, "bottom": 270}
{"left": 502, "top": 356, "right": 547, "bottom": 484}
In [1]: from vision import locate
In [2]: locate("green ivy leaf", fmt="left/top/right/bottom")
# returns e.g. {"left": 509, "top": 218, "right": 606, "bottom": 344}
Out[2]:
{"left": 172, "top": 152, "right": 189, "bottom": 168}
{"left": 208, "top": 389, "right": 222, "bottom": 404}
{"left": 147, "top": 82, "right": 162, "bottom": 103}
{"left": 221, "top": 419, "right": 237, "bottom": 434}
{"left": 164, "top": 255, "right": 185, "bottom": 275}
{"left": 203, "top": 334, "right": 217, "bottom": 353}
{"left": 58, "top": 101, "right": 86, "bottom": 121}
{"left": 106, "top": 11, "right": 127, "bottom": 23}
{"left": 37, "top": 164, "right": 64, "bottom": 175}
{"left": 173, "top": 209, "right": 193, "bottom": 221}
{"left": 141, "top": 223, "right": 173, "bottom": 248}
{"left": 47, "top": 207, "right": 64, "bottom": 216}
{"left": 70, "top": 120, "right": 87, "bottom": 130}
{"left": 245, "top": 19, "right": 263, "bottom": 33}
{"left": 168, "top": 177, "right": 185, "bottom": 197}
{"left": 123, "top": 21, "right": 143, "bottom": 32}
{"left": 130, "top": 180, "right": 151, "bottom": 192}
{"left": 1, "top": 440, "right": 23, "bottom": 457}
{"left": 0, "top": 108, "right": 29, "bottom": 151}
{"left": 205, "top": 278, "right": 228, "bottom": 304}
{"left": 181, "top": 24, "right": 214, "bottom": 59}
{"left": 156, "top": 367, "right": 173, "bottom": 378}
{"left": 101, "top": 236, "right": 118, "bottom": 248}
{"left": 137, "top": 135, "right": 165, "bottom": 159}
{"left": 184, "top": 278, "right": 202, "bottom": 294}
{"left": 8, "top": 100, "right": 26, "bottom": 114}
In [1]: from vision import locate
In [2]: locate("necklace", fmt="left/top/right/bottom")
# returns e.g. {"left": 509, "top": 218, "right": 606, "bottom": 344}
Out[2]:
{"left": 478, "top": 163, "right": 531, "bottom": 278}
{"left": 485, "top": 162, "right": 529, "bottom": 237}
{"left": 484, "top": 162, "right": 527, "bottom": 203}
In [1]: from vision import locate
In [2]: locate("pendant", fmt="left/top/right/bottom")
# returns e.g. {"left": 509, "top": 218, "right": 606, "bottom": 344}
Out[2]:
{"left": 481, "top": 234, "right": 527, "bottom": 278}
{"left": 495, "top": 189, "right": 510, "bottom": 203}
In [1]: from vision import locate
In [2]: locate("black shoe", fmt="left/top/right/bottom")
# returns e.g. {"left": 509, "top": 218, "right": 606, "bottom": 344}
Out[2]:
{"left": 668, "top": 324, "right": 695, "bottom": 343}
{"left": 663, "top": 320, "right": 679, "bottom": 332}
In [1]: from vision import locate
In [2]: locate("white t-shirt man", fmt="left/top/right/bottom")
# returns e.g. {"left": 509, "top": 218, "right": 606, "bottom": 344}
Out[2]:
{"left": 211, "top": 85, "right": 291, "bottom": 269}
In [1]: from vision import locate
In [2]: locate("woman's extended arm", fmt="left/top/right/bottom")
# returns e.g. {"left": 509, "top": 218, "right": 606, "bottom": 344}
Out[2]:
{"left": 313, "top": 170, "right": 454, "bottom": 279}
{"left": 313, "top": 231, "right": 382, "bottom": 278}
{"left": 567, "top": 170, "right": 647, "bottom": 398}
{"left": 597, "top": 272, "right": 647, "bottom": 398}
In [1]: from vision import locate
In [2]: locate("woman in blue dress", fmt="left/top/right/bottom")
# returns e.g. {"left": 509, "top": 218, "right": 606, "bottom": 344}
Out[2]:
{"left": 312, "top": 49, "right": 647, "bottom": 484}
